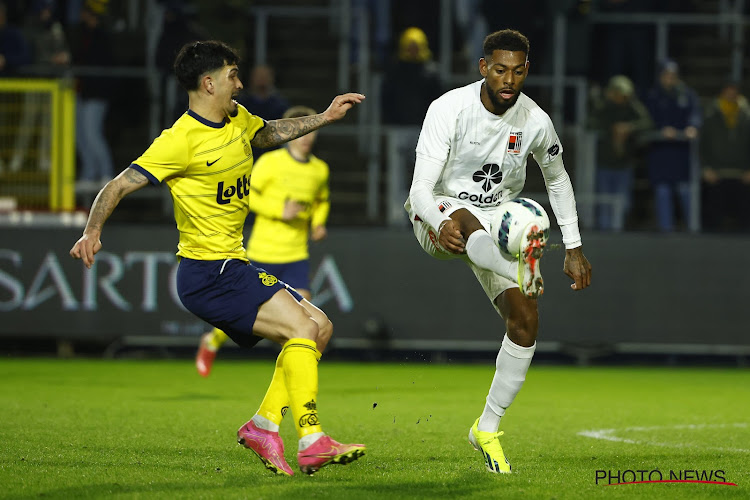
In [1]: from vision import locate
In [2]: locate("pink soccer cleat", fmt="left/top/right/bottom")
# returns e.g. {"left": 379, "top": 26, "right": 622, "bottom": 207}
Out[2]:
{"left": 195, "top": 333, "right": 216, "bottom": 377}
{"left": 237, "top": 420, "right": 294, "bottom": 476}
{"left": 297, "top": 435, "right": 366, "bottom": 475}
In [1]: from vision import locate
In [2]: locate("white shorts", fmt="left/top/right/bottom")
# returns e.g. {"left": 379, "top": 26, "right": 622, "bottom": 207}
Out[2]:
{"left": 407, "top": 196, "right": 516, "bottom": 316}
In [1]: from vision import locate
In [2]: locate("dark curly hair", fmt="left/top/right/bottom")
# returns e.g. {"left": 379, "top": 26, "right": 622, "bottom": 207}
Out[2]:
{"left": 174, "top": 40, "right": 240, "bottom": 91}
{"left": 483, "top": 30, "right": 530, "bottom": 59}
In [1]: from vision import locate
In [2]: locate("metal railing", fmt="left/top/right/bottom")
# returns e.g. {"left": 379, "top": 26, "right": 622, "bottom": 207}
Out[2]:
{"left": 589, "top": 8, "right": 747, "bottom": 82}
{"left": 246, "top": 1, "right": 350, "bottom": 90}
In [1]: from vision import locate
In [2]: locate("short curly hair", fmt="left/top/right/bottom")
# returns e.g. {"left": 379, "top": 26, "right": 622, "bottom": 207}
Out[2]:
{"left": 483, "top": 30, "right": 530, "bottom": 59}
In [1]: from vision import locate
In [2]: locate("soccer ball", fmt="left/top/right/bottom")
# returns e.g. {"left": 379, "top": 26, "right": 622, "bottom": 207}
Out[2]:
{"left": 490, "top": 198, "right": 550, "bottom": 257}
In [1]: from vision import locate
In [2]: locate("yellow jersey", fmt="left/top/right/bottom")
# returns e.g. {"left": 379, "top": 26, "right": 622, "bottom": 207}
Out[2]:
{"left": 246, "top": 147, "right": 330, "bottom": 263}
{"left": 131, "top": 105, "right": 265, "bottom": 261}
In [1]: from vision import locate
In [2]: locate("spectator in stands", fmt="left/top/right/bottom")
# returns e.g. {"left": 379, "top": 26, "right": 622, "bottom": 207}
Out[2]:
{"left": 644, "top": 59, "right": 701, "bottom": 232}
{"left": 588, "top": 75, "right": 652, "bottom": 231}
{"left": 68, "top": 0, "right": 115, "bottom": 186}
{"left": 0, "top": 1, "right": 31, "bottom": 77}
{"left": 381, "top": 27, "right": 442, "bottom": 126}
{"left": 0, "top": 1, "right": 32, "bottom": 174}
{"left": 391, "top": 0, "right": 439, "bottom": 62}
{"left": 23, "top": 0, "right": 70, "bottom": 74}
{"left": 8, "top": 0, "right": 70, "bottom": 173}
{"left": 700, "top": 81, "right": 750, "bottom": 232}
{"left": 236, "top": 64, "right": 289, "bottom": 158}
{"left": 381, "top": 27, "right": 443, "bottom": 225}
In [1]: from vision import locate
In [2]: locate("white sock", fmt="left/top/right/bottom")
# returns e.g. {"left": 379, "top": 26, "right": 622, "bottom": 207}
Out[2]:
{"left": 298, "top": 432, "right": 325, "bottom": 451}
{"left": 465, "top": 230, "right": 517, "bottom": 280}
{"left": 251, "top": 414, "right": 279, "bottom": 433}
{"left": 477, "top": 333, "right": 536, "bottom": 433}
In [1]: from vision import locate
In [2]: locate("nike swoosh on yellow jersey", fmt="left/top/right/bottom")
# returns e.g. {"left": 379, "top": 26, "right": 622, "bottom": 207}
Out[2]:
{"left": 207, "top": 157, "right": 221, "bottom": 166}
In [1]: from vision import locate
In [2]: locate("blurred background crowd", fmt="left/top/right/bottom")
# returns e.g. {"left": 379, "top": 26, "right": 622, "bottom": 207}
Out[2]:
{"left": 1, "top": 0, "right": 749, "bottom": 234}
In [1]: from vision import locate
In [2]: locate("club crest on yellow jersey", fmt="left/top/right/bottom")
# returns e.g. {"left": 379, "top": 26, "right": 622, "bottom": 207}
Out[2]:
{"left": 258, "top": 271, "right": 278, "bottom": 286}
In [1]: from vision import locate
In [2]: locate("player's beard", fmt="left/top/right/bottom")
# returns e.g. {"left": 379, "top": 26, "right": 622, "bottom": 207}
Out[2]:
{"left": 485, "top": 83, "right": 520, "bottom": 114}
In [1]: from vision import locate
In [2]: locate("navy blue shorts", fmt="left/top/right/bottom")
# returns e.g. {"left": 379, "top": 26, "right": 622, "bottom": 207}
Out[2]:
{"left": 250, "top": 259, "right": 310, "bottom": 291}
{"left": 176, "top": 258, "right": 303, "bottom": 348}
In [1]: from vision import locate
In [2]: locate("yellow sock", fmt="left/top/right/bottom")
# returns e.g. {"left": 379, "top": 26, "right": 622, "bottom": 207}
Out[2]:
{"left": 257, "top": 350, "right": 289, "bottom": 426}
{"left": 207, "top": 328, "right": 229, "bottom": 350}
{"left": 282, "top": 338, "right": 323, "bottom": 438}
{"left": 257, "top": 346, "right": 322, "bottom": 427}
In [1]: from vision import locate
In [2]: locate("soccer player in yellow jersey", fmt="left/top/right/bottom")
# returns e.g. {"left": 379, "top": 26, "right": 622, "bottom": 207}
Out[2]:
{"left": 70, "top": 40, "right": 365, "bottom": 476}
{"left": 196, "top": 105, "right": 330, "bottom": 376}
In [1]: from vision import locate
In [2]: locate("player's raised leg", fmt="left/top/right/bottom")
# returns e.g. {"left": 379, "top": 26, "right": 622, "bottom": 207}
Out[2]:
{"left": 460, "top": 205, "right": 548, "bottom": 299}
{"left": 449, "top": 208, "right": 535, "bottom": 294}
{"left": 469, "top": 289, "right": 538, "bottom": 473}
{"left": 195, "top": 328, "right": 229, "bottom": 377}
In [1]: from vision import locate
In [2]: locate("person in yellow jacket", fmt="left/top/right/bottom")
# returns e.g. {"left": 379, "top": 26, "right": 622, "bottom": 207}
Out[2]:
{"left": 196, "top": 105, "right": 330, "bottom": 377}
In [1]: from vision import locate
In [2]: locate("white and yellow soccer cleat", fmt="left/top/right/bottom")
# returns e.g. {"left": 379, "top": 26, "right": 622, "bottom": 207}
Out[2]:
{"left": 468, "top": 418, "right": 511, "bottom": 473}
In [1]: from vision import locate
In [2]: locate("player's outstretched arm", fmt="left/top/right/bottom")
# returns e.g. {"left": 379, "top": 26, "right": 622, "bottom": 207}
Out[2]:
{"left": 70, "top": 167, "right": 149, "bottom": 269}
{"left": 563, "top": 247, "right": 592, "bottom": 291}
{"left": 251, "top": 93, "right": 365, "bottom": 148}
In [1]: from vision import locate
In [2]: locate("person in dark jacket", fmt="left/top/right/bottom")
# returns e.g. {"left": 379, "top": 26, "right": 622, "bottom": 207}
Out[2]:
{"left": 381, "top": 27, "right": 442, "bottom": 126}
{"left": 7, "top": 0, "right": 70, "bottom": 173}
{"left": 236, "top": 64, "right": 290, "bottom": 159}
{"left": 0, "top": 1, "right": 31, "bottom": 77}
{"left": 644, "top": 59, "right": 701, "bottom": 232}
{"left": 589, "top": 75, "right": 652, "bottom": 231}
{"left": 68, "top": 0, "right": 114, "bottom": 185}
{"left": 700, "top": 81, "right": 750, "bottom": 232}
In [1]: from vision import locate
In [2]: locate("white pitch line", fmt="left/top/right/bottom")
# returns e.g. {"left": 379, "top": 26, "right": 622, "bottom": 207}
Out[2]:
{"left": 577, "top": 423, "right": 750, "bottom": 453}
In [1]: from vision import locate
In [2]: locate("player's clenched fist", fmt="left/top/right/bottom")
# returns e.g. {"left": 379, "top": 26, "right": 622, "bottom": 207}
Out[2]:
{"left": 70, "top": 233, "right": 102, "bottom": 269}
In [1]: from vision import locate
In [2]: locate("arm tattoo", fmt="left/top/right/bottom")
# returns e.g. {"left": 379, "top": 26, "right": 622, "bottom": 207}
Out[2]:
{"left": 85, "top": 168, "right": 148, "bottom": 233}
{"left": 251, "top": 114, "right": 329, "bottom": 148}
{"left": 85, "top": 184, "right": 121, "bottom": 233}
{"left": 123, "top": 167, "right": 148, "bottom": 185}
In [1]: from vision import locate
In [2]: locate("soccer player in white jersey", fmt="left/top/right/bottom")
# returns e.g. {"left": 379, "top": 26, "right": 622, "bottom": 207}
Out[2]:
{"left": 405, "top": 29, "right": 592, "bottom": 473}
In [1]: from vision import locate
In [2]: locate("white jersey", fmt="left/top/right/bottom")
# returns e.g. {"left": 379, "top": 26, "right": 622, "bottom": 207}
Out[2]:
{"left": 405, "top": 79, "right": 581, "bottom": 249}
{"left": 414, "top": 80, "right": 561, "bottom": 208}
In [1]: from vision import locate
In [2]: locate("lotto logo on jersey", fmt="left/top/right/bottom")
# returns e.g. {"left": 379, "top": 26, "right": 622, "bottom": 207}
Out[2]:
{"left": 507, "top": 132, "right": 523, "bottom": 153}
{"left": 216, "top": 173, "right": 251, "bottom": 205}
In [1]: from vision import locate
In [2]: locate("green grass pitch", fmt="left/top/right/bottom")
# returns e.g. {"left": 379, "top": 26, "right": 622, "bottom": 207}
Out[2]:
{"left": 0, "top": 358, "right": 748, "bottom": 499}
